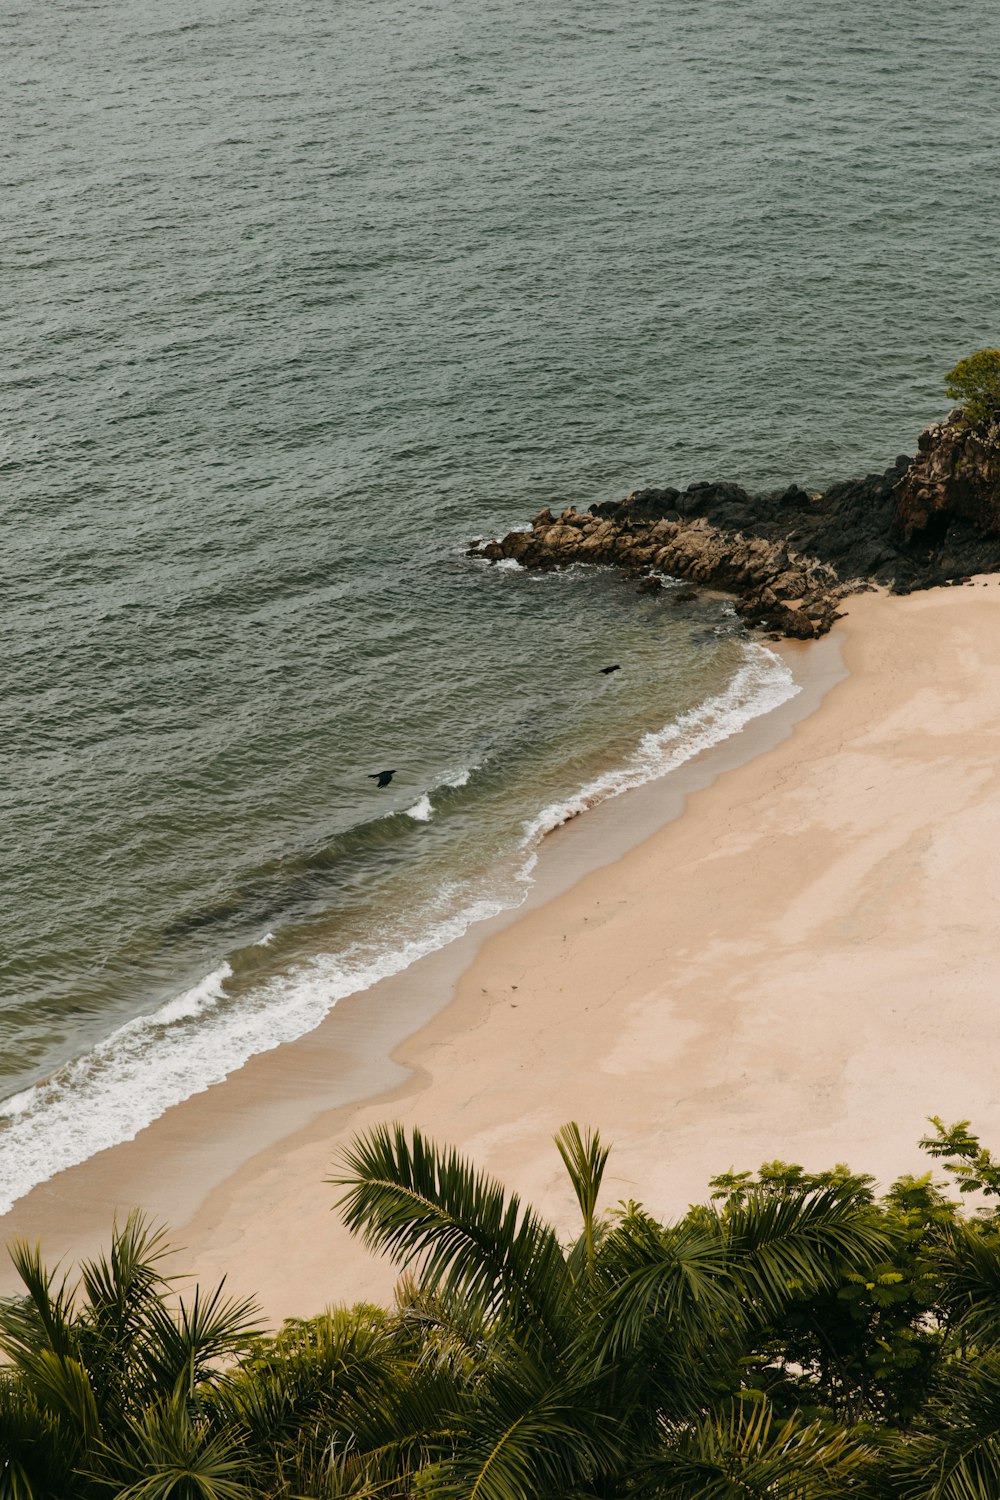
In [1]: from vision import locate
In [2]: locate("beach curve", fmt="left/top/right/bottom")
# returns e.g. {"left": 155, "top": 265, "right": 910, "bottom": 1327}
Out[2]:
{"left": 8, "top": 585, "right": 1000, "bottom": 1323}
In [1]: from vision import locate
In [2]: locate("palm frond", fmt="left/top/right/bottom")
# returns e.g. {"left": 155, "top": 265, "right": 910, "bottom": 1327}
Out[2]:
{"left": 393, "top": 1277, "right": 490, "bottom": 1379}
{"left": 422, "top": 1346, "right": 623, "bottom": 1500}
{"left": 78, "top": 1212, "right": 172, "bottom": 1334}
{"left": 335, "top": 1358, "right": 467, "bottom": 1485}
{"left": 722, "top": 1186, "right": 890, "bottom": 1320}
{"left": 331, "top": 1124, "right": 571, "bottom": 1347}
{"left": 0, "top": 1371, "right": 74, "bottom": 1499}
{"left": 639, "top": 1398, "right": 872, "bottom": 1499}
{"left": 89, "top": 1396, "right": 251, "bottom": 1500}
{"left": 217, "top": 1304, "right": 408, "bottom": 1456}
{"left": 595, "top": 1214, "right": 739, "bottom": 1362}
{"left": 554, "top": 1124, "right": 610, "bottom": 1284}
{"left": 888, "top": 1354, "right": 1000, "bottom": 1500}
{"left": 935, "top": 1223, "right": 1000, "bottom": 1346}
{"left": 143, "top": 1281, "right": 262, "bottom": 1399}
{"left": 77, "top": 1213, "right": 177, "bottom": 1424}
{"left": 0, "top": 1242, "right": 78, "bottom": 1366}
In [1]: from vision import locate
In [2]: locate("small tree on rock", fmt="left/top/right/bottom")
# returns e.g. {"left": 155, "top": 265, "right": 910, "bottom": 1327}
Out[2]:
{"left": 945, "top": 348, "right": 1000, "bottom": 430}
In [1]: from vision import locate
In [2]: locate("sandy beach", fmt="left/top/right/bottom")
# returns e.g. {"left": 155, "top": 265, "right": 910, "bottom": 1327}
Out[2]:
{"left": 6, "top": 583, "right": 1000, "bottom": 1322}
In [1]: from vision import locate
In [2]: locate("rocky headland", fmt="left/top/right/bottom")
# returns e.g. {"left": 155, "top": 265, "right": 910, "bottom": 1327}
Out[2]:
{"left": 470, "top": 413, "right": 1000, "bottom": 639}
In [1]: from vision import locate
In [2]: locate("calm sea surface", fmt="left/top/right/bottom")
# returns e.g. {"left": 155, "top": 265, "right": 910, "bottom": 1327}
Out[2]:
{"left": 3, "top": 0, "right": 999, "bottom": 1208}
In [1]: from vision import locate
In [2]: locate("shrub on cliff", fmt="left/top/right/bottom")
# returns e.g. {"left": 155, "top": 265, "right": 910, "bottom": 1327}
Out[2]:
{"left": 945, "top": 348, "right": 1000, "bottom": 430}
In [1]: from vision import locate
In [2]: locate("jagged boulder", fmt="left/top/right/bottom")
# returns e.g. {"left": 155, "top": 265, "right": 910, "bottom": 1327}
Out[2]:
{"left": 894, "top": 415, "right": 1000, "bottom": 541}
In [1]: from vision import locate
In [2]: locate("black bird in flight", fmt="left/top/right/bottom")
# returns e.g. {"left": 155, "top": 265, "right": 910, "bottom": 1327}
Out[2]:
{"left": 368, "top": 769, "right": 396, "bottom": 788}
{"left": 599, "top": 664, "right": 621, "bottom": 675}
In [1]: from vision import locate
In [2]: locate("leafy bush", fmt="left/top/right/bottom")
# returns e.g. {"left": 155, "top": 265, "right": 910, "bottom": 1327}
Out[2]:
{"left": 945, "top": 348, "right": 1000, "bottom": 429}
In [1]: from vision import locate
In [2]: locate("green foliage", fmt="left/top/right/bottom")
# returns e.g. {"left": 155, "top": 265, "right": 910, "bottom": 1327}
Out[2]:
{"left": 332, "top": 1122, "right": 572, "bottom": 1347}
{"left": 12, "top": 1121, "right": 1000, "bottom": 1497}
{"left": 709, "top": 1163, "right": 956, "bottom": 1427}
{"left": 554, "top": 1122, "right": 610, "bottom": 1284}
{"left": 921, "top": 1118, "right": 1000, "bottom": 1205}
{"left": 0, "top": 1212, "right": 260, "bottom": 1500}
{"left": 330, "top": 1123, "right": 892, "bottom": 1497}
{"left": 882, "top": 1352, "right": 1000, "bottom": 1499}
{"left": 636, "top": 1397, "right": 873, "bottom": 1499}
{"left": 944, "top": 350, "right": 1000, "bottom": 431}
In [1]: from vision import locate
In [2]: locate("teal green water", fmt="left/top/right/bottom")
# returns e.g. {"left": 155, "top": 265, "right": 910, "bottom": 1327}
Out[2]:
{"left": 3, "top": 0, "right": 999, "bottom": 1208}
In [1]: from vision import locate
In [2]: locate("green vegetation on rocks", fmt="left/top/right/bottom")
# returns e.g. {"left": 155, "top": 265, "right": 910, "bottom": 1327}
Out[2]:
{"left": 6, "top": 1120, "right": 1000, "bottom": 1497}
{"left": 945, "top": 349, "right": 1000, "bottom": 432}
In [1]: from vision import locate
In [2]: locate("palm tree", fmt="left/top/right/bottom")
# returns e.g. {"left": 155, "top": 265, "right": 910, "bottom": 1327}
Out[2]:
{"left": 0, "top": 1212, "right": 259, "bottom": 1500}
{"left": 330, "top": 1121, "right": 889, "bottom": 1498}
{"left": 881, "top": 1352, "right": 1000, "bottom": 1500}
{"left": 213, "top": 1300, "right": 462, "bottom": 1498}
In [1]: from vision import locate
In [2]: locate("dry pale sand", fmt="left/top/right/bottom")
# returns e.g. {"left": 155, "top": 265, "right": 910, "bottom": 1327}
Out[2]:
{"left": 6, "top": 584, "right": 1000, "bottom": 1322}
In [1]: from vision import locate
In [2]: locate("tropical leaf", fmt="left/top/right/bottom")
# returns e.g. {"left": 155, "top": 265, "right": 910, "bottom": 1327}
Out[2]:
{"left": 554, "top": 1123, "right": 610, "bottom": 1285}
{"left": 78, "top": 1212, "right": 172, "bottom": 1324}
{"left": 595, "top": 1212, "right": 739, "bottom": 1363}
{"left": 11, "top": 1348, "right": 100, "bottom": 1445}
{"left": 143, "top": 1281, "right": 262, "bottom": 1400}
{"left": 636, "top": 1397, "right": 872, "bottom": 1499}
{"left": 89, "top": 1396, "right": 252, "bottom": 1500}
{"left": 0, "top": 1243, "right": 78, "bottom": 1367}
{"left": 722, "top": 1187, "right": 891, "bottom": 1322}
{"left": 887, "top": 1354, "right": 1000, "bottom": 1500}
{"left": 77, "top": 1213, "right": 175, "bottom": 1422}
{"left": 393, "top": 1277, "right": 489, "bottom": 1379}
{"left": 334, "top": 1357, "right": 465, "bottom": 1488}
{"left": 418, "top": 1344, "right": 623, "bottom": 1500}
{"left": 331, "top": 1124, "right": 571, "bottom": 1349}
{"left": 934, "top": 1223, "right": 1000, "bottom": 1347}
{"left": 0, "top": 1371, "right": 73, "bottom": 1499}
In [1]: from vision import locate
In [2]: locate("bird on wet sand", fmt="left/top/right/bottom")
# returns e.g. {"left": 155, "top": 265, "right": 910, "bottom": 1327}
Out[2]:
{"left": 599, "top": 664, "right": 621, "bottom": 675}
{"left": 368, "top": 769, "right": 396, "bottom": 788}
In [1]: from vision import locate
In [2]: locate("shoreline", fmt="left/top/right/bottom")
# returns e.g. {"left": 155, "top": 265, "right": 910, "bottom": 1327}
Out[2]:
{"left": 11, "top": 581, "right": 1000, "bottom": 1324}
{"left": 0, "top": 626, "right": 840, "bottom": 1305}
{"left": 0, "top": 619, "right": 808, "bottom": 1225}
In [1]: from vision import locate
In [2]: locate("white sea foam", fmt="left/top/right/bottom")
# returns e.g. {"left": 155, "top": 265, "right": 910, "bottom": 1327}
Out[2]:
{"left": 443, "top": 768, "right": 471, "bottom": 787}
{"left": 153, "top": 962, "right": 233, "bottom": 1024}
{"left": 0, "top": 892, "right": 512, "bottom": 1216}
{"left": 254, "top": 931, "right": 275, "bottom": 947}
{"left": 0, "top": 640, "right": 799, "bottom": 1216}
{"left": 521, "top": 641, "right": 799, "bottom": 843}
{"left": 406, "top": 794, "right": 433, "bottom": 821}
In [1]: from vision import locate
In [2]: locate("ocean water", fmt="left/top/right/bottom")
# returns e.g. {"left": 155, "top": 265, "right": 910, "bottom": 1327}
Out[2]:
{"left": 3, "top": 0, "right": 999, "bottom": 1211}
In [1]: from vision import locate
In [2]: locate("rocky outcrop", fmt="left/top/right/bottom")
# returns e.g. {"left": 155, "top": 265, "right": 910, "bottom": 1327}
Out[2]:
{"left": 473, "top": 508, "right": 847, "bottom": 639}
{"left": 470, "top": 417, "right": 1000, "bottom": 639}
{"left": 894, "top": 412, "right": 1000, "bottom": 542}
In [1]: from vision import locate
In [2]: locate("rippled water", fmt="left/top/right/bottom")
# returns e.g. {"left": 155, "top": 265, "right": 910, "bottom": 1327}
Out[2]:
{"left": 3, "top": 0, "right": 999, "bottom": 1208}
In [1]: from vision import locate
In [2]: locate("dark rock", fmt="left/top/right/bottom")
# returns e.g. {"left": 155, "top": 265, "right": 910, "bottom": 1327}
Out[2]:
{"left": 467, "top": 414, "right": 1000, "bottom": 640}
{"left": 894, "top": 418, "right": 1000, "bottom": 541}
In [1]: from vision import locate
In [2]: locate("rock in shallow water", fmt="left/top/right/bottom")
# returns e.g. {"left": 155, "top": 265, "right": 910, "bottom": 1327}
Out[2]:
{"left": 470, "top": 415, "right": 1000, "bottom": 639}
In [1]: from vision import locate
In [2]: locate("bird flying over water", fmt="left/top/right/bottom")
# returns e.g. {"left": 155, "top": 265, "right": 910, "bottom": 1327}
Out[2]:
{"left": 600, "top": 664, "right": 621, "bottom": 675}
{"left": 368, "top": 769, "right": 396, "bottom": 788}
